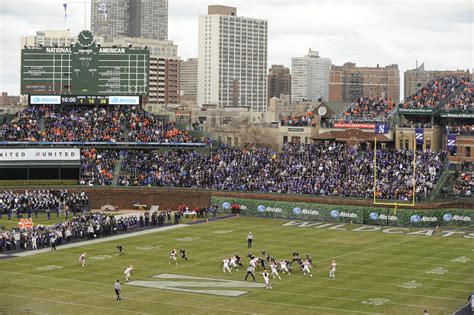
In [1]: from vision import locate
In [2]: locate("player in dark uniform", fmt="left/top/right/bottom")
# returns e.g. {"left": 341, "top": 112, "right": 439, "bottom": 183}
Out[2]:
{"left": 179, "top": 248, "right": 188, "bottom": 260}
{"left": 235, "top": 254, "right": 243, "bottom": 267}
{"left": 305, "top": 254, "right": 315, "bottom": 267}
{"left": 289, "top": 251, "right": 302, "bottom": 267}
{"left": 117, "top": 245, "right": 124, "bottom": 255}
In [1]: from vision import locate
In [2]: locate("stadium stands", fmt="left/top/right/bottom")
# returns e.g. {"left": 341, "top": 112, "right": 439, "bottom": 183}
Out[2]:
{"left": 402, "top": 76, "right": 467, "bottom": 109}
{"left": 80, "top": 148, "right": 119, "bottom": 186}
{"left": 452, "top": 172, "right": 473, "bottom": 197}
{"left": 343, "top": 96, "right": 395, "bottom": 120}
{"left": 117, "top": 142, "right": 446, "bottom": 200}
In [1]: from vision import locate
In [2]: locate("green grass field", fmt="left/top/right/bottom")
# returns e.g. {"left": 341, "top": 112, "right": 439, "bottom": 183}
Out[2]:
{"left": 0, "top": 216, "right": 473, "bottom": 315}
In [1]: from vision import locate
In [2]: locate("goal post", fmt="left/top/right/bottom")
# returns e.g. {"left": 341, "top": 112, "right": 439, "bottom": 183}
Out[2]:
{"left": 373, "top": 137, "right": 416, "bottom": 214}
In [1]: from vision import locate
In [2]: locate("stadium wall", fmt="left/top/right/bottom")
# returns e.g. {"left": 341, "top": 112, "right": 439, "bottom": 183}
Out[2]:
{"left": 9, "top": 187, "right": 468, "bottom": 211}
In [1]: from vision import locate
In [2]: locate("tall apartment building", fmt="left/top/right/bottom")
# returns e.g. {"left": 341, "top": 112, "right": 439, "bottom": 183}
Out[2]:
{"left": 179, "top": 58, "right": 198, "bottom": 105}
{"left": 404, "top": 63, "right": 470, "bottom": 99}
{"left": 108, "top": 37, "right": 179, "bottom": 105}
{"left": 91, "top": 0, "right": 168, "bottom": 42}
{"left": 329, "top": 63, "right": 400, "bottom": 103}
{"left": 291, "top": 49, "right": 331, "bottom": 102}
{"left": 198, "top": 5, "right": 268, "bottom": 111}
{"left": 267, "top": 65, "right": 291, "bottom": 105}
{"left": 21, "top": 30, "right": 105, "bottom": 47}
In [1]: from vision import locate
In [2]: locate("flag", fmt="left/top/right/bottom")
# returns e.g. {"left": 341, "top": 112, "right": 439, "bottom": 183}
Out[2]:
{"left": 415, "top": 128, "right": 424, "bottom": 145}
{"left": 447, "top": 134, "right": 456, "bottom": 152}
{"left": 63, "top": 3, "right": 67, "bottom": 19}
{"left": 374, "top": 124, "right": 389, "bottom": 134}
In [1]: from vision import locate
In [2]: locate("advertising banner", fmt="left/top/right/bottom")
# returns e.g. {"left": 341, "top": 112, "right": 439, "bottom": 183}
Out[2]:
{"left": 212, "top": 196, "right": 474, "bottom": 227}
{"left": 334, "top": 123, "right": 375, "bottom": 129}
{"left": 0, "top": 148, "right": 80, "bottom": 161}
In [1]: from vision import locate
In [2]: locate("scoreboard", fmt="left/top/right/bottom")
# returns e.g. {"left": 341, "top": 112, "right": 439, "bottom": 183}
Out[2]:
{"left": 21, "top": 45, "right": 149, "bottom": 96}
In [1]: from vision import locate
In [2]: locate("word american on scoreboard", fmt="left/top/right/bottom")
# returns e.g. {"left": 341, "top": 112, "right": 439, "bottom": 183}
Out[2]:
{"left": 29, "top": 95, "right": 141, "bottom": 105}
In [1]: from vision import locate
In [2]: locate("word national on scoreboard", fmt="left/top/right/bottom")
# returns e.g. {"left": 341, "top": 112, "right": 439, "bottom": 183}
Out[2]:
{"left": 21, "top": 30, "right": 149, "bottom": 102}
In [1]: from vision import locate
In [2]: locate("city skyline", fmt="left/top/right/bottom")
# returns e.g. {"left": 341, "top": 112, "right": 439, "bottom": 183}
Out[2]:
{"left": 1, "top": 0, "right": 472, "bottom": 97}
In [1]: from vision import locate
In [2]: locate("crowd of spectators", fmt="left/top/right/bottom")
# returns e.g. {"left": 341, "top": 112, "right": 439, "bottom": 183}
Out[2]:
{"left": 0, "top": 107, "right": 41, "bottom": 141}
{"left": 344, "top": 97, "right": 395, "bottom": 119}
{"left": 402, "top": 76, "right": 467, "bottom": 109}
{"left": 280, "top": 113, "right": 316, "bottom": 127}
{"left": 0, "top": 190, "right": 89, "bottom": 219}
{"left": 80, "top": 148, "right": 119, "bottom": 186}
{"left": 0, "top": 209, "right": 185, "bottom": 252}
{"left": 117, "top": 142, "right": 446, "bottom": 200}
{"left": 444, "top": 80, "right": 473, "bottom": 113}
{"left": 42, "top": 106, "right": 125, "bottom": 142}
{"left": 452, "top": 172, "right": 473, "bottom": 197}
{"left": 0, "top": 105, "right": 200, "bottom": 143}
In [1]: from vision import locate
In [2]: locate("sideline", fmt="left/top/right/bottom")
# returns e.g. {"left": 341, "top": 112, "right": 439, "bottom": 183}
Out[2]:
{"left": 0, "top": 224, "right": 189, "bottom": 260}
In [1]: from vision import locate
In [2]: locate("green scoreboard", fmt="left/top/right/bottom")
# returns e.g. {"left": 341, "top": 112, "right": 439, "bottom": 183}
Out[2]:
{"left": 21, "top": 32, "right": 149, "bottom": 96}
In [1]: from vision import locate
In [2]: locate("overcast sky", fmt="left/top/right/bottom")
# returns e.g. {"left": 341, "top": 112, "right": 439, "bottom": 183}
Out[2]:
{"left": 1, "top": 0, "right": 472, "bottom": 97}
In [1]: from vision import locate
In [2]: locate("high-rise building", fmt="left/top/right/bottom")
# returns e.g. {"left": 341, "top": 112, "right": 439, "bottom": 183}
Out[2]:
{"left": 179, "top": 58, "right": 198, "bottom": 105}
{"left": 291, "top": 49, "right": 331, "bottom": 102}
{"left": 91, "top": 0, "right": 168, "bottom": 42}
{"left": 107, "top": 37, "right": 178, "bottom": 105}
{"left": 267, "top": 65, "right": 291, "bottom": 105}
{"left": 198, "top": 5, "right": 268, "bottom": 111}
{"left": 329, "top": 63, "right": 400, "bottom": 103}
{"left": 404, "top": 63, "right": 469, "bottom": 99}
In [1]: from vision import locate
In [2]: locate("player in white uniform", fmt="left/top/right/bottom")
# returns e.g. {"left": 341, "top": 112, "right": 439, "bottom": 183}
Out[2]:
{"left": 124, "top": 264, "right": 134, "bottom": 282}
{"left": 229, "top": 256, "right": 239, "bottom": 271}
{"left": 261, "top": 270, "right": 272, "bottom": 290}
{"left": 79, "top": 252, "right": 87, "bottom": 267}
{"left": 279, "top": 260, "right": 291, "bottom": 275}
{"left": 250, "top": 257, "right": 259, "bottom": 269}
{"left": 329, "top": 260, "right": 337, "bottom": 279}
{"left": 270, "top": 261, "right": 281, "bottom": 280}
{"left": 302, "top": 260, "right": 313, "bottom": 277}
{"left": 222, "top": 257, "right": 232, "bottom": 274}
{"left": 169, "top": 249, "right": 178, "bottom": 265}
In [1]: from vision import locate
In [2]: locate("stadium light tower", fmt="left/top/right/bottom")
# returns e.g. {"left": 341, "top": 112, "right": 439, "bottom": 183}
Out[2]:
{"left": 373, "top": 137, "right": 417, "bottom": 215}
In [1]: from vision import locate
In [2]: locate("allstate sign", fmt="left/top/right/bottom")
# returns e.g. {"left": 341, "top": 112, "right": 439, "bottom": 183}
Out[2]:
{"left": 410, "top": 215, "right": 421, "bottom": 223}
{"left": 369, "top": 212, "right": 379, "bottom": 220}
{"left": 30, "top": 95, "right": 61, "bottom": 105}
{"left": 330, "top": 210, "right": 340, "bottom": 218}
{"left": 443, "top": 213, "right": 452, "bottom": 222}
{"left": 222, "top": 202, "right": 231, "bottom": 210}
{"left": 257, "top": 205, "right": 265, "bottom": 212}
{"left": 109, "top": 96, "right": 140, "bottom": 105}
{"left": 293, "top": 207, "right": 302, "bottom": 214}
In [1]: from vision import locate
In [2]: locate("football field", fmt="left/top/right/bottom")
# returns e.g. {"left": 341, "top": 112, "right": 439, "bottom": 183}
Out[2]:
{"left": 0, "top": 216, "right": 473, "bottom": 315}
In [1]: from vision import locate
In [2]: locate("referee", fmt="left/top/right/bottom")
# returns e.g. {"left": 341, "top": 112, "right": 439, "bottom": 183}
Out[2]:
{"left": 114, "top": 280, "right": 122, "bottom": 301}
{"left": 247, "top": 232, "right": 253, "bottom": 248}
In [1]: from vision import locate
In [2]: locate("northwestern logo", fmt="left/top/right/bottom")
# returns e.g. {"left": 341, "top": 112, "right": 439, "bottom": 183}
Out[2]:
{"left": 330, "top": 210, "right": 340, "bottom": 218}
{"left": 410, "top": 215, "right": 421, "bottom": 223}
{"left": 443, "top": 214, "right": 452, "bottom": 222}
{"left": 293, "top": 207, "right": 302, "bottom": 214}
{"left": 127, "top": 274, "right": 265, "bottom": 297}
{"left": 369, "top": 212, "right": 379, "bottom": 220}
{"left": 257, "top": 205, "right": 265, "bottom": 212}
{"left": 222, "top": 202, "right": 230, "bottom": 210}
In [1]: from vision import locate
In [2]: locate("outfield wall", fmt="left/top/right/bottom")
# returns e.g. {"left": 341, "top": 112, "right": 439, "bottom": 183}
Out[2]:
{"left": 6, "top": 187, "right": 474, "bottom": 227}
{"left": 211, "top": 196, "right": 474, "bottom": 228}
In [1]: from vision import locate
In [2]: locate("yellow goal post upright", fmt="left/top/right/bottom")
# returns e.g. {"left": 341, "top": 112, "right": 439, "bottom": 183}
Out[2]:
{"left": 373, "top": 137, "right": 416, "bottom": 215}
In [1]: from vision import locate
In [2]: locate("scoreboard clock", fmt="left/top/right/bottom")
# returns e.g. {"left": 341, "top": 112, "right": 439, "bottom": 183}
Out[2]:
{"left": 29, "top": 95, "right": 140, "bottom": 105}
